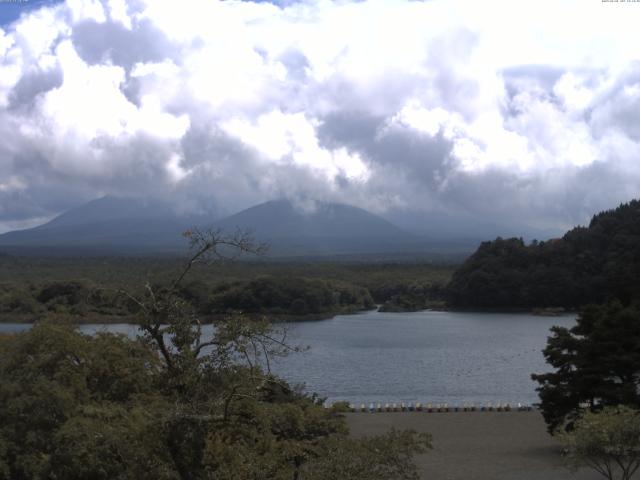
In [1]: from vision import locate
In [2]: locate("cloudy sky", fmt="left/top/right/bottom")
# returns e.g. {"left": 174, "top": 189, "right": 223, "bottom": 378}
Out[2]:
{"left": 1, "top": 0, "right": 639, "bottom": 234}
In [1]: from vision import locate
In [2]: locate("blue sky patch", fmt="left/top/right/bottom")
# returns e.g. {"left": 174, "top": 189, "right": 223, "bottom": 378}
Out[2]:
{"left": 0, "top": 0, "right": 63, "bottom": 27}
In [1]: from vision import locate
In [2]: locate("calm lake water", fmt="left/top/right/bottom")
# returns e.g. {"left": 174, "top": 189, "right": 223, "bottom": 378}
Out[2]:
{"left": 0, "top": 310, "right": 575, "bottom": 406}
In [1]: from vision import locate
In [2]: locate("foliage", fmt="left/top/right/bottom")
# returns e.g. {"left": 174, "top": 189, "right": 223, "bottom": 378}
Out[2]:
{"left": 0, "top": 257, "right": 453, "bottom": 322}
{"left": 447, "top": 199, "right": 640, "bottom": 309}
{"left": 558, "top": 406, "right": 640, "bottom": 480}
{"left": 300, "top": 429, "right": 432, "bottom": 480}
{"left": 532, "top": 301, "right": 640, "bottom": 433}
{"left": 0, "top": 323, "right": 168, "bottom": 480}
{"left": 376, "top": 280, "right": 445, "bottom": 312}
{"left": 208, "top": 276, "right": 374, "bottom": 317}
{"left": 0, "top": 229, "right": 431, "bottom": 479}
{"left": 329, "top": 401, "right": 352, "bottom": 413}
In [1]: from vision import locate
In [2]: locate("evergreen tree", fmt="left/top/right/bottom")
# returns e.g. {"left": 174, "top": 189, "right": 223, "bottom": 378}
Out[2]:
{"left": 532, "top": 301, "right": 640, "bottom": 432}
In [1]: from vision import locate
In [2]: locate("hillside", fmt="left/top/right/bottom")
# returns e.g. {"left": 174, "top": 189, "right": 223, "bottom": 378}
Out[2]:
{"left": 446, "top": 200, "right": 640, "bottom": 309}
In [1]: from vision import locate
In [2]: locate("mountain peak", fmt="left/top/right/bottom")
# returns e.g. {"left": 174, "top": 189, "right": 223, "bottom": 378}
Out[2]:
{"left": 217, "top": 198, "right": 408, "bottom": 240}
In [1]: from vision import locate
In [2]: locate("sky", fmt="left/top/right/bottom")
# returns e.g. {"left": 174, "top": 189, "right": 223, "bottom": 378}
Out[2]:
{"left": 1, "top": 0, "right": 640, "bottom": 234}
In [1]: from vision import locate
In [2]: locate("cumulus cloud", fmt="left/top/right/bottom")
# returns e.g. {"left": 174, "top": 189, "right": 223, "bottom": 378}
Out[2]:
{"left": 1, "top": 0, "right": 640, "bottom": 233}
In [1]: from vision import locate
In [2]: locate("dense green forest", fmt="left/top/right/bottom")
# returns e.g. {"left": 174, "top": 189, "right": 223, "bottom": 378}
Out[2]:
{"left": 447, "top": 200, "right": 640, "bottom": 310}
{"left": 0, "top": 257, "right": 453, "bottom": 322}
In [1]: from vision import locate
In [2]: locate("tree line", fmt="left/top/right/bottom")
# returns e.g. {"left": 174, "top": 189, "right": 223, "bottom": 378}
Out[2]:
{"left": 0, "top": 258, "right": 453, "bottom": 322}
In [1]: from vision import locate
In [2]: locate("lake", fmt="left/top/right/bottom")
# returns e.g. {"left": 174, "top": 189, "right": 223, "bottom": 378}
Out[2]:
{"left": 0, "top": 310, "right": 575, "bottom": 406}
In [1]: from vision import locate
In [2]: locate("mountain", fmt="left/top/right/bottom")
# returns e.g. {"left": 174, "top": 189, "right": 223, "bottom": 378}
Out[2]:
{"left": 446, "top": 199, "right": 640, "bottom": 309}
{"left": 213, "top": 199, "right": 420, "bottom": 256}
{"left": 216, "top": 199, "right": 405, "bottom": 238}
{"left": 0, "top": 197, "right": 478, "bottom": 258}
{"left": 0, "top": 196, "right": 216, "bottom": 254}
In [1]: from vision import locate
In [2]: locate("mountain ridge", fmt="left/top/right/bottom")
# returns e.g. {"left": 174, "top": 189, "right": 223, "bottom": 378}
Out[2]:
{"left": 0, "top": 196, "right": 461, "bottom": 257}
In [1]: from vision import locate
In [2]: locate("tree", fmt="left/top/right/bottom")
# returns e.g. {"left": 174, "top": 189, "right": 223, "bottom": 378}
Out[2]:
{"left": 0, "top": 323, "right": 169, "bottom": 479}
{"left": 0, "top": 228, "right": 431, "bottom": 479}
{"left": 532, "top": 301, "right": 640, "bottom": 433}
{"left": 559, "top": 406, "right": 640, "bottom": 480}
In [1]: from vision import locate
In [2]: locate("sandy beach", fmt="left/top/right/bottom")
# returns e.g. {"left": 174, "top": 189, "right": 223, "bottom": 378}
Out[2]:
{"left": 346, "top": 411, "right": 601, "bottom": 480}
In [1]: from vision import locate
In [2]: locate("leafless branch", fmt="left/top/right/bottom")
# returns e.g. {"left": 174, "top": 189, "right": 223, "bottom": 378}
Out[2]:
{"left": 172, "top": 227, "right": 267, "bottom": 290}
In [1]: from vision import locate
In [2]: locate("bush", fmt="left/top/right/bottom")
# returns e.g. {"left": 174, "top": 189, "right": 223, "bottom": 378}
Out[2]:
{"left": 558, "top": 406, "right": 640, "bottom": 480}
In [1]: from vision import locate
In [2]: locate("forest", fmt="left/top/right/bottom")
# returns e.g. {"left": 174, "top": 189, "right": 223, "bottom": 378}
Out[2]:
{"left": 0, "top": 256, "right": 453, "bottom": 322}
{"left": 447, "top": 200, "right": 640, "bottom": 310}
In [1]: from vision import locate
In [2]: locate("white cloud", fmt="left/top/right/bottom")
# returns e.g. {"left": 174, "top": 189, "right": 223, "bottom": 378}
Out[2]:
{"left": 0, "top": 175, "right": 26, "bottom": 193}
{"left": 107, "top": 0, "right": 132, "bottom": 29}
{"left": 1, "top": 0, "right": 640, "bottom": 231}
{"left": 222, "top": 110, "right": 369, "bottom": 182}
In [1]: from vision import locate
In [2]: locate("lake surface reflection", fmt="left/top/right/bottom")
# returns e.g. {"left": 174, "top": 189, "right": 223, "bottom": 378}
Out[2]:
{"left": 0, "top": 310, "right": 575, "bottom": 405}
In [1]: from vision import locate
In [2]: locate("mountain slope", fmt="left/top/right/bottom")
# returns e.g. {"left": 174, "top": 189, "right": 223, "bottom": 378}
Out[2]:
{"left": 213, "top": 199, "right": 416, "bottom": 255}
{"left": 0, "top": 196, "right": 216, "bottom": 253}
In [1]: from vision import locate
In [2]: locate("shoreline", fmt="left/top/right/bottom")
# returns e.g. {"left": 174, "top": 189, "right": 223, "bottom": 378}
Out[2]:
{"left": 0, "top": 306, "right": 578, "bottom": 325}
